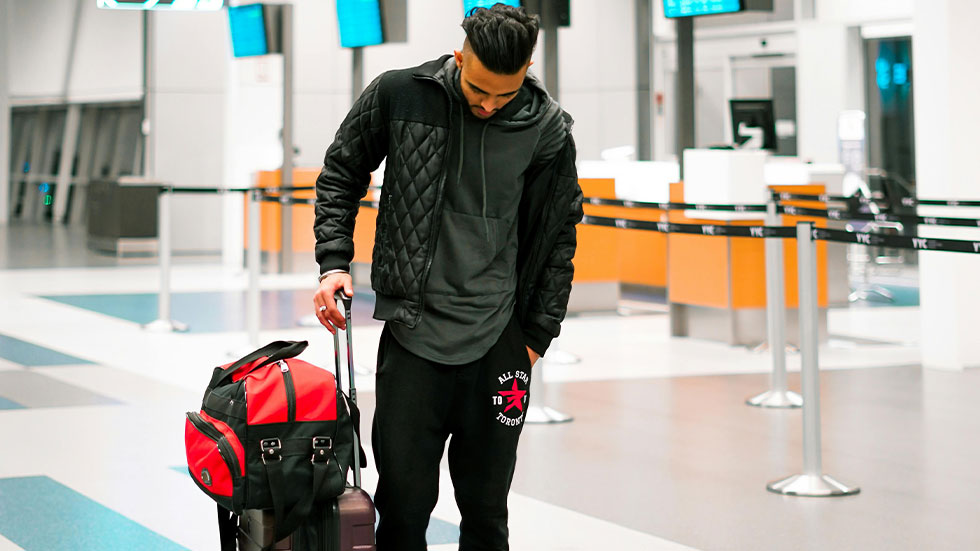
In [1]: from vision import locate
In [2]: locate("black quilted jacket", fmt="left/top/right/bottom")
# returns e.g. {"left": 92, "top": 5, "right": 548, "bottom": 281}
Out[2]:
{"left": 314, "top": 56, "right": 583, "bottom": 356}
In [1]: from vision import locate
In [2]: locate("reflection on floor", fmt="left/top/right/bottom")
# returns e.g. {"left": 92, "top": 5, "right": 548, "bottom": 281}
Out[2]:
{"left": 1, "top": 226, "right": 976, "bottom": 550}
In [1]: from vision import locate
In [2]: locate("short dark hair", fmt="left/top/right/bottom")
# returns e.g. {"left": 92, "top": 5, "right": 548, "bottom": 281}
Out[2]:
{"left": 461, "top": 4, "right": 539, "bottom": 75}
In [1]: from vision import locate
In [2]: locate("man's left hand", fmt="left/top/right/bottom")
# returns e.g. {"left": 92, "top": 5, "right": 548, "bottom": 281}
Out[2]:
{"left": 526, "top": 346, "right": 540, "bottom": 367}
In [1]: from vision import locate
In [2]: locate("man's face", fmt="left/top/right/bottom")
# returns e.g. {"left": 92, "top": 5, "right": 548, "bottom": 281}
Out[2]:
{"left": 454, "top": 46, "right": 530, "bottom": 119}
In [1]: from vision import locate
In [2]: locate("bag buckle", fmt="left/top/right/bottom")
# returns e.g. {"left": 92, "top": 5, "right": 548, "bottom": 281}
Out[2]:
{"left": 261, "top": 438, "right": 282, "bottom": 464}
{"left": 311, "top": 436, "right": 332, "bottom": 464}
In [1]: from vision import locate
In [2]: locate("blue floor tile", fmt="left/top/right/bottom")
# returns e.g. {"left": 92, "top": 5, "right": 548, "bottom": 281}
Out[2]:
{"left": 0, "top": 476, "right": 186, "bottom": 551}
{"left": 427, "top": 517, "right": 461, "bottom": 545}
{"left": 0, "top": 396, "right": 25, "bottom": 410}
{"left": 0, "top": 334, "right": 93, "bottom": 367}
{"left": 41, "top": 290, "right": 381, "bottom": 334}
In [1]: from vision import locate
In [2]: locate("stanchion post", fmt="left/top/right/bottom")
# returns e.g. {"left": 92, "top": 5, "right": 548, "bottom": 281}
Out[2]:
{"left": 144, "top": 185, "right": 188, "bottom": 333}
{"left": 747, "top": 197, "right": 802, "bottom": 408}
{"left": 246, "top": 188, "right": 262, "bottom": 348}
{"left": 767, "top": 222, "right": 859, "bottom": 497}
{"left": 525, "top": 356, "right": 573, "bottom": 424}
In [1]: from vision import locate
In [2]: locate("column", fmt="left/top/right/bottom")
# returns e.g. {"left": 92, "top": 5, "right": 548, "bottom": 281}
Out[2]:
{"left": 913, "top": 0, "right": 980, "bottom": 371}
{"left": 0, "top": 0, "right": 10, "bottom": 225}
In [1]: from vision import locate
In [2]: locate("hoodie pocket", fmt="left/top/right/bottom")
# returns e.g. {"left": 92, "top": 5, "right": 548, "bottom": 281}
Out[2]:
{"left": 429, "top": 210, "right": 511, "bottom": 296}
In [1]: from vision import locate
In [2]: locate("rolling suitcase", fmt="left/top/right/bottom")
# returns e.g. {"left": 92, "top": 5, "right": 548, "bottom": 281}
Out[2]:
{"left": 239, "top": 292, "right": 376, "bottom": 551}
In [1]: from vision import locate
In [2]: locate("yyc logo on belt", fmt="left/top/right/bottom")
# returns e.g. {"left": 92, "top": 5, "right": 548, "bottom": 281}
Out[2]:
{"left": 492, "top": 370, "right": 529, "bottom": 427}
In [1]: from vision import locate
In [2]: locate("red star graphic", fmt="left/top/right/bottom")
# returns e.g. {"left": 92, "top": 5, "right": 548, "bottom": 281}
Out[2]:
{"left": 498, "top": 380, "right": 527, "bottom": 413}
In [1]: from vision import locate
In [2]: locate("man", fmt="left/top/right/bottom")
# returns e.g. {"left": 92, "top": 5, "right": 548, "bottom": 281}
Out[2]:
{"left": 312, "top": 4, "right": 582, "bottom": 549}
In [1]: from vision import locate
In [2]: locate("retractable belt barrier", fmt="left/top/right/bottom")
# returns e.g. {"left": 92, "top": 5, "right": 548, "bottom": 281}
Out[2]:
{"left": 585, "top": 196, "right": 767, "bottom": 212}
{"left": 775, "top": 191, "right": 980, "bottom": 208}
{"left": 779, "top": 204, "right": 980, "bottom": 229}
{"left": 585, "top": 195, "right": 980, "bottom": 230}
{"left": 582, "top": 213, "right": 980, "bottom": 253}
{"left": 264, "top": 190, "right": 980, "bottom": 253}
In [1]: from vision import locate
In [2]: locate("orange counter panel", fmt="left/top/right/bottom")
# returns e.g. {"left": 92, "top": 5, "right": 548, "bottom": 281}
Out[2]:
{"left": 577, "top": 178, "right": 668, "bottom": 286}
{"left": 574, "top": 179, "right": 620, "bottom": 282}
{"left": 247, "top": 169, "right": 378, "bottom": 264}
{"left": 667, "top": 182, "right": 828, "bottom": 310}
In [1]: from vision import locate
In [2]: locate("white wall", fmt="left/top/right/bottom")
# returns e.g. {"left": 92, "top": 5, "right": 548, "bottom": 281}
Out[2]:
{"left": 149, "top": 9, "right": 231, "bottom": 252}
{"left": 70, "top": 1, "right": 143, "bottom": 102}
{"left": 817, "top": 0, "right": 913, "bottom": 24}
{"left": 795, "top": 22, "right": 863, "bottom": 163}
{"left": 9, "top": 0, "right": 142, "bottom": 102}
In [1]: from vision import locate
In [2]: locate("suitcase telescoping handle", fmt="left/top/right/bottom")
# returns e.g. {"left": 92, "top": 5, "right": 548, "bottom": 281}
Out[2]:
{"left": 332, "top": 291, "right": 362, "bottom": 489}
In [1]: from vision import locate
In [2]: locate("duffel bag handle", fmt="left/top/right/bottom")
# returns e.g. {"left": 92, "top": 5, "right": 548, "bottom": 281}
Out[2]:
{"left": 211, "top": 340, "right": 308, "bottom": 387}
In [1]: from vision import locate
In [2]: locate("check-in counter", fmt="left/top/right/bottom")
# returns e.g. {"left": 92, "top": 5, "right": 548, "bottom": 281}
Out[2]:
{"left": 668, "top": 149, "right": 829, "bottom": 346}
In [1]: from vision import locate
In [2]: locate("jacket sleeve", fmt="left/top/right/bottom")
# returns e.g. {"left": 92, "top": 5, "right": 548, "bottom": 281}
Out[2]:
{"left": 522, "top": 136, "right": 584, "bottom": 357}
{"left": 314, "top": 74, "right": 389, "bottom": 275}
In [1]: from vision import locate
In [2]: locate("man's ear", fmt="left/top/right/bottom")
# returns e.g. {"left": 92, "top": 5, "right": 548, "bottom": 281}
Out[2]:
{"left": 528, "top": 60, "right": 534, "bottom": 68}
{"left": 454, "top": 50, "right": 464, "bottom": 69}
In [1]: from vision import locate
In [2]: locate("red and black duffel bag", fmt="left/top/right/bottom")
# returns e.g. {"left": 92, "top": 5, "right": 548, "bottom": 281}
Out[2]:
{"left": 184, "top": 340, "right": 361, "bottom": 550}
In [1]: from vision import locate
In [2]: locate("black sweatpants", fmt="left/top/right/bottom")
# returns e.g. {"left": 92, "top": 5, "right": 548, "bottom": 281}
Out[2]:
{"left": 372, "top": 314, "right": 532, "bottom": 551}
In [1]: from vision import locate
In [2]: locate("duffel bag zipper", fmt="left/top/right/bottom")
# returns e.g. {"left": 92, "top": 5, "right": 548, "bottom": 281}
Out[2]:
{"left": 187, "top": 412, "right": 243, "bottom": 485}
{"left": 279, "top": 361, "right": 296, "bottom": 422}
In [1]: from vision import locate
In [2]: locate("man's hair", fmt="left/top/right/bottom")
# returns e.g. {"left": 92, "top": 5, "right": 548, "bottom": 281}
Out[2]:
{"left": 461, "top": 4, "right": 539, "bottom": 75}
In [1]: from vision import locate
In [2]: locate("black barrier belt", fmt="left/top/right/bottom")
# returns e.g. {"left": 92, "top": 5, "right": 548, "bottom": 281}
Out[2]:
{"left": 585, "top": 196, "right": 767, "bottom": 212}
{"left": 581, "top": 214, "right": 980, "bottom": 254}
{"left": 162, "top": 186, "right": 251, "bottom": 194}
{"left": 775, "top": 191, "right": 980, "bottom": 208}
{"left": 581, "top": 215, "right": 797, "bottom": 238}
{"left": 258, "top": 185, "right": 317, "bottom": 193}
{"left": 812, "top": 227, "right": 980, "bottom": 254}
{"left": 258, "top": 195, "right": 382, "bottom": 209}
{"left": 780, "top": 204, "right": 980, "bottom": 228}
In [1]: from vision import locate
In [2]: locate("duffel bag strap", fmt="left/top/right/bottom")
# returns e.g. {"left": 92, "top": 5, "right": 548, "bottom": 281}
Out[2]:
{"left": 211, "top": 341, "right": 308, "bottom": 387}
{"left": 216, "top": 505, "right": 237, "bottom": 551}
{"left": 260, "top": 437, "right": 332, "bottom": 543}
{"left": 341, "top": 391, "right": 369, "bottom": 473}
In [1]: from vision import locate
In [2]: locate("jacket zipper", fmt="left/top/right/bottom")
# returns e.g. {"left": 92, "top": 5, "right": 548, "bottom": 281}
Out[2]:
{"left": 279, "top": 361, "right": 296, "bottom": 422}
{"left": 187, "top": 412, "right": 242, "bottom": 484}
{"left": 411, "top": 73, "right": 456, "bottom": 322}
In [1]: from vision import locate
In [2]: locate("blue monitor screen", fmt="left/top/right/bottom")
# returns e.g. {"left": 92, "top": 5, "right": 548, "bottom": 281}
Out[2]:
{"left": 228, "top": 4, "right": 267, "bottom": 57}
{"left": 337, "top": 0, "right": 385, "bottom": 48}
{"left": 663, "top": 0, "right": 742, "bottom": 18}
{"left": 463, "top": 0, "right": 521, "bottom": 17}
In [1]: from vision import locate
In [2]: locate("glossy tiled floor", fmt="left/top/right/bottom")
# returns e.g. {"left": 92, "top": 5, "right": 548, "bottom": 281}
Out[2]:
{"left": 1, "top": 223, "right": 977, "bottom": 550}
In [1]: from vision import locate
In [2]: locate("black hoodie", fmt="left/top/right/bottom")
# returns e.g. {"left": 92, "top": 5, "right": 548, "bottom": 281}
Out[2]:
{"left": 389, "top": 58, "right": 568, "bottom": 364}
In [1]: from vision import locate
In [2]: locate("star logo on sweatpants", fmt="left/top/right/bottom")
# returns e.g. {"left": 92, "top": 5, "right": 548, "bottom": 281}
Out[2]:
{"left": 498, "top": 380, "right": 527, "bottom": 413}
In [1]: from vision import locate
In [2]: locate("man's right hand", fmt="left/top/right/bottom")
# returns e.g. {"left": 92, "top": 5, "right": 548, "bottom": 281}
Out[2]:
{"left": 313, "top": 273, "right": 354, "bottom": 334}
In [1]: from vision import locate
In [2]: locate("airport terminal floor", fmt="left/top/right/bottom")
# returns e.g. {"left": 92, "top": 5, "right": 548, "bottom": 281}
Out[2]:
{"left": 1, "top": 221, "right": 978, "bottom": 551}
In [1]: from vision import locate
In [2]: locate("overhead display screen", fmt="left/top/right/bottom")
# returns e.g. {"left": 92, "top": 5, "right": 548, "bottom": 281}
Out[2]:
{"left": 227, "top": 4, "right": 268, "bottom": 57}
{"left": 663, "top": 0, "right": 743, "bottom": 18}
{"left": 463, "top": 0, "right": 521, "bottom": 16}
{"left": 336, "top": 0, "right": 385, "bottom": 48}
